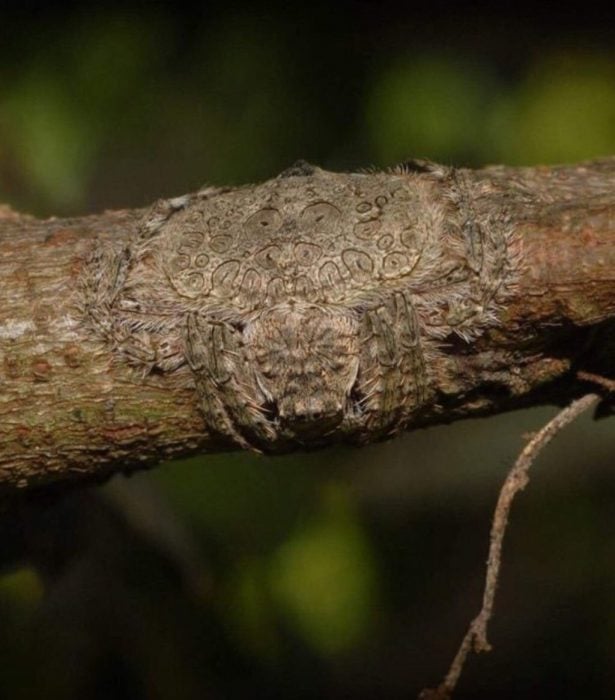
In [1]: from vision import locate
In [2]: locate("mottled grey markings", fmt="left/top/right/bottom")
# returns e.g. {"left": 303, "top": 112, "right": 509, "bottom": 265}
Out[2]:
{"left": 353, "top": 219, "right": 380, "bottom": 240}
{"left": 172, "top": 255, "right": 190, "bottom": 271}
{"left": 342, "top": 249, "right": 374, "bottom": 280}
{"left": 294, "top": 276, "right": 314, "bottom": 298}
{"left": 401, "top": 228, "right": 421, "bottom": 249}
{"left": 244, "top": 207, "right": 282, "bottom": 235}
{"left": 294, "top": 242, "right": 322, "bottom": 266}
{"left": 182, "top": 272, "right": 206, "bottom": 296}
{"left": 209, "top": 235, "right": 233, "bottom": 253}
{"left": 240, "top": 268, "right": 262, "bottom": 297}
{"left": 278, "top": 159, "right": 318, "bottom": 178}
{"left": 382, "top": 251, "right": 411, "bottom": 278}
{"left": 178, "top": 231, "right": 205, "bottom": 250}
{"left": 300, "top": 201, "right": 341, "bottom": 224}
{"left": 83, "top": 163, "right": 517, "bottom": 449}
{"left": 267, "top": 277, "right": 285, "bottom": 301}
{"left": 377, "top": 234, "right": 394, "bottom": 250}
{"left": 318, "top": 260, "right": 344, "bottom": 290}
{"left": 256, "top": 245, "right": 282, "bottom": 270}
{"left": 212, "top": 260, "right": 240, "bottom": 292}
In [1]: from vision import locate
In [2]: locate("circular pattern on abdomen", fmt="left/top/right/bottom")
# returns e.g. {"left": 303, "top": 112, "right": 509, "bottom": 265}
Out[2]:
{"left": 294, "top": 242, "right": 322, "bottom": 266}
{"left": 244, "top": 208, "right": 282, "bottom": 236}
{"left": 342, "top": 249, "right": 374, "bottom": 281}
{"left": 382, "top": 251, "right": 412, "bottom": 278}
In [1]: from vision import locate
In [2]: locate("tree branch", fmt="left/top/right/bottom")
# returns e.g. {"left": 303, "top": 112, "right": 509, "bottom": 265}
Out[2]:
{"left": 1, "top": 158, "right": 614, "bottom": 494}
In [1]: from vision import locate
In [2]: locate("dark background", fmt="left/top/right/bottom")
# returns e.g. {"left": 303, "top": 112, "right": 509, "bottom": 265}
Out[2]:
{"left": 1, "top": 2, "right": 615, "bottom": 698}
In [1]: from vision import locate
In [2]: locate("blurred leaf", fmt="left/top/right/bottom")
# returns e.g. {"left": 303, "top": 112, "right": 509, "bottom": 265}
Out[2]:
{"left": 224, "top": 556, "right": 281, "bottom": 660}
{"left": 151, "top": 452, "right": 317, "bottom": 554}
{"left": 366, "top": 54, "right": 494, "bottom": 165}
{"left": 2, "top": 76, "right": 96, "bottom": 207}
{"left": 269, "top": 485, "right": 378, "bottom": 655}
{"left": 0, "top": 11, "right": 170, "bottom": 211}
{"left": 172, "top": 14, "right": 308, "bottom": 183}
{"left": 488, "top": 52, "right": 615, "bottom": 164}
{"left": 70, "top": 11, "right": 168, "bottom": 108}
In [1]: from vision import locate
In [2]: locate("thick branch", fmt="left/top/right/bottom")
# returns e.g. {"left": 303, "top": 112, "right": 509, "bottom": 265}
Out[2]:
{"left": 0, "top": 159, "right": 614, "bottom": 493}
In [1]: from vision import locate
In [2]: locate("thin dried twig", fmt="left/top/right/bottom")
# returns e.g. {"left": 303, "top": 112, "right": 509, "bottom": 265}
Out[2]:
{"left": 419, "top": 393, "right": 601, "bottom": 700}
{"left": 577, "top": 371, "right": 615, "bottom": 394}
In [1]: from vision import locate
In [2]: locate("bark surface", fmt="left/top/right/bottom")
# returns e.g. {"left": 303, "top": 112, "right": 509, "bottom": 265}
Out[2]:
{"left": 1, "top": 158, "right": 614, "bottom": 494}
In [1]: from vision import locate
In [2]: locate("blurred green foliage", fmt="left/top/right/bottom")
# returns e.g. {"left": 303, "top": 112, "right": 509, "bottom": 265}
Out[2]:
{"left": 1, "top": 5, "right": 615, "bottom": 698}
{"left": 366, "top": 54, "right": 496, "bottom": 164}
{"left": 2, "top": 10, "right": 615, "bottom": 213}
{"left": 488, "top": 52, "right": 615, "bottom": 164}
{"left": 268, "top": 485, "right": 378, "bottom": 655}
{"left": 367, "top": 50, "right": 615, "bottom": 166}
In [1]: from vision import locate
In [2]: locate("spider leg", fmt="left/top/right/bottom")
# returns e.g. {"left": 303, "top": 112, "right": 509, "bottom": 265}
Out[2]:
{"left": 185, "top": 312, "right": 275, "bottom": 450}
{"left": 357, "top": 292, "right": 427, "bottom": 435}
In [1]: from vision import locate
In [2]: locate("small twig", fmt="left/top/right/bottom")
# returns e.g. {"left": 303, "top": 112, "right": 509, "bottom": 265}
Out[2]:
{"left": 577, "top": 370, "right": 615, "bottom": 394}
{"left": 419, "top": 393, "right": 601, "bottom": 700}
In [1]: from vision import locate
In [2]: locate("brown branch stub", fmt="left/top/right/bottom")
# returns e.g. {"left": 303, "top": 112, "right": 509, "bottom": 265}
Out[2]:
{"left": 577, "top": 370, "right": 615, "bottom": 393}
{"left": 0, "top": 158, "right": 614, "bottom": 492}
{"left": 419, "top": 393, "right": 601, "bottom": 699}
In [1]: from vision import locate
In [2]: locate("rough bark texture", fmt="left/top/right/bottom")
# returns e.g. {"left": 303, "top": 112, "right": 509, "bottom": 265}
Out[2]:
{"left": 0, "top": 158, "right": 614, "bottom": 495}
